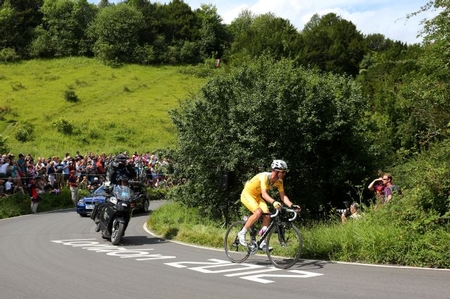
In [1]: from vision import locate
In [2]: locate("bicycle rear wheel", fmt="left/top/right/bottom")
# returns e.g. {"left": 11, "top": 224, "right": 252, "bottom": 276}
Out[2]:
{"left": 224, "top": 221, "right": 250, "bottom": 263}
{"left": 266, "top": 222, "right": 302, "bottom": 269}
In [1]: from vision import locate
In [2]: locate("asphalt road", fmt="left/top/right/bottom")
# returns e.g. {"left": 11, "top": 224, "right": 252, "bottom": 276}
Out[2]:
{"left": 0, "top": 200, "right": 449, "bottom": 299}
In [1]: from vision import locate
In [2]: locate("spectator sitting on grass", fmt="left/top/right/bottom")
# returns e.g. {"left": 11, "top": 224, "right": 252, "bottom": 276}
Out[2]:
{"left": 341, "top": 202, "right": 362, "bottom": 223}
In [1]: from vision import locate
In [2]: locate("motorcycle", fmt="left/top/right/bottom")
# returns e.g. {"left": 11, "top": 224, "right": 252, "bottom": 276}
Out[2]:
{"left": 91, "top": 184, "right": 136, "bottom": 245}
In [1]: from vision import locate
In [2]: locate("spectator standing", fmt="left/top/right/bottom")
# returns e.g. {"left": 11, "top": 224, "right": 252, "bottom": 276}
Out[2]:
{"left": 76, "top": 158, "right": 86, "bottom": 179}
{"left": 75, "top": 151, "right": 84, "bottom": 160}
{"left": 79, "top": 176, "right": 89, "bottom": 190}
{"left": 62, "top": 158, "right": 70, "bottom": 185}
{"left": 68, "top": 170, "right": 79, "bottom": 206}
{"left": 68, "top": 158, "right": 76, "bottom": 174}
{"left": 47, "top": 161, "right": 56, "bottom": 188}
{"left": 95, "top": 157, "right": 105, "bottom": 179}
{"left": 54, "top": 158, "right": 65, "bottom": 189}
{"left": 368, "top": 173, "right": 401, "bottom": 204}
{"left": 26, "top": 163, "right": 37, "bottom": 182}
{"left": 0, "top": 161, "right": 4, "bottom": 194}
{"left": 0, "top": 158, "right": 10, "bottom": 179}
{"left": 17, "top": 154, "right": 26, "bottom": 179}
{"left": 381, "top": 173, "right": 401, "bottom": 203}
{"left": 29, "top": 178, "right": 41, "bottom": 214}
{"left": 35, "top": 157, "right": 47, "bottom": 179}
{"left": 368, "top": 176, "right": 385, "bottom": 204}
{"left": 9, "top": 161, "right": 24, "bottom": 190}
{"left": 86, "top": 158, "right": 96, "bottom": 182}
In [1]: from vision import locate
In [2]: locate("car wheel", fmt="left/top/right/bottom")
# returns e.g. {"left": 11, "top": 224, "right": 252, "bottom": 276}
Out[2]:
{"left": 79, "top": 213, "right": 87, "bottom": 217}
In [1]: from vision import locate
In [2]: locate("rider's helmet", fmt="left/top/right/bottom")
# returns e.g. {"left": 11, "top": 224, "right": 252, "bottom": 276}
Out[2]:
{"left": 271, "top": 159, "right": 288, "bottom": 171}
{"left": 114, "top": 154, "right": 127, "bottom": 168}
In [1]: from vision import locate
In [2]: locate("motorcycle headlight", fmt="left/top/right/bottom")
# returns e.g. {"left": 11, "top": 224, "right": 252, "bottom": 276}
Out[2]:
{"left": 109, "top": 197, "right": 118, "bottom": 205}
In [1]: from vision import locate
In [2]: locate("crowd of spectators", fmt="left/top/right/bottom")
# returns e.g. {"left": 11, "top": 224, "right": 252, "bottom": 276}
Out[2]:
{"left": 0, "top": 151, "right": 174, "bottom": 198}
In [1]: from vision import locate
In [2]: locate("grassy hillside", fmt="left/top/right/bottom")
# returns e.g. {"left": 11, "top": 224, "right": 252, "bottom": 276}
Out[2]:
{"left": 0, "top": 57, "right": 208, "bottom": 157}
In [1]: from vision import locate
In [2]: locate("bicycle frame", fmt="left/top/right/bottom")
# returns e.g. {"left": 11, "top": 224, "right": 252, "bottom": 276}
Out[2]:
{"left": 224, "top": 206, "right": 302, "bottom": 269}
{"left": 248, "top": 208, "right": 297, "bottom": 253}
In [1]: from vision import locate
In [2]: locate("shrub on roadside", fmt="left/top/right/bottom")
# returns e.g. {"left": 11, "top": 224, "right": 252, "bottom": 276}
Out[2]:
{"left": 0, "top": 188, "right": 73, "bottom": 219}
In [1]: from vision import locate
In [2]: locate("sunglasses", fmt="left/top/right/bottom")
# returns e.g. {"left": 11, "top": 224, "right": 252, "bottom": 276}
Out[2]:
{"left": 276, "top": 170, "right": 286, "bottom": 174}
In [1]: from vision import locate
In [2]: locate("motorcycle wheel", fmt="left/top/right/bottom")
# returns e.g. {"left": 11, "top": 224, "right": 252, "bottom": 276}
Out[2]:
{"left": 111, "top": 219, "right": 125, "bottom": 245}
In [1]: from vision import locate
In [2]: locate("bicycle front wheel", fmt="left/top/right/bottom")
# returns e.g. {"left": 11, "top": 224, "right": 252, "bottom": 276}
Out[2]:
{"left": 266, "top": 222, "right": 302, "bottom": 269}
{"left": 224, "top": 221, "right": 250, "bottom": 263}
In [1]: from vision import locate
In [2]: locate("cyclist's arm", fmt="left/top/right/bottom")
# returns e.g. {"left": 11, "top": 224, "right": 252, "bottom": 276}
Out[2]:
{"left": 279, "top": 191, "right": 294, "bottom": 208}
{"left": 261, "top": 188, "right": 276, "bottom": 205}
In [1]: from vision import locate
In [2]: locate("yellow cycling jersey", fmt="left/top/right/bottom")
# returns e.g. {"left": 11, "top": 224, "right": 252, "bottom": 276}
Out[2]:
{"left": 243, "top": 172, "right": 284, "bottom": 196}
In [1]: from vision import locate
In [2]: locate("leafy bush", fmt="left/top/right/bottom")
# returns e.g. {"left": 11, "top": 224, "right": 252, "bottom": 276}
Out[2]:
{"left": 53, "top": 118, "right": 75, "bottom": 135}
{"left": 64, "top": 89, "right": 79, "bottom": 102}
{"left": 169, "top": 55, "right": 373, "bottom": 221}
{"left": 0, "top": 48, "right": 19, "bottom": 63}
{"left": 0, "top": 135, "right": 9, "bottom": 154}
{"left": 15, "top": 122, "right": 35, "bottom": 142}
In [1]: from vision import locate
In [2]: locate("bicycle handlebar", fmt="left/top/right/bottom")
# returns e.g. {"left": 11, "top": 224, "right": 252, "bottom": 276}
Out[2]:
{"left": 270, "top": 207, "right": 298, "bottom": 222}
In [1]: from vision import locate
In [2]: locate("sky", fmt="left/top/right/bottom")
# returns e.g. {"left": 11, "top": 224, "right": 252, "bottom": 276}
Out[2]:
{"left": 94, "top": 0, "right": 438, "bottom": 45}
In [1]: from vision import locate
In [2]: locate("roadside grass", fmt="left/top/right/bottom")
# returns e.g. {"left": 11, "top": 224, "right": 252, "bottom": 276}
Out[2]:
{"left": 0, "top": 189, "right": 73, "bottom": 219}
{"left": 147, "top": 201, "right": 450, "bottom": 268}
{"left": 0, "top": 57, "right": 208, "bottom": 156}
{"left": 147, "top": 201, "right": 224, "bottom": 247}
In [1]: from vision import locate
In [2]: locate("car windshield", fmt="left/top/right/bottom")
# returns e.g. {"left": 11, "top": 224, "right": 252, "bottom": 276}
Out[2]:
{"left": 93, "top": 184, "right": 105, "bottom": 195}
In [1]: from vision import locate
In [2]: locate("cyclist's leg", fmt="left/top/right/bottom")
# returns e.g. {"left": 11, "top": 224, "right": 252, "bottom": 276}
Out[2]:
{"left": 240, "top": 193, "right": 264, "bottom": 229}
{"left": 260, "top": 200, "right": 270, "bottom": 228}
{"left": 238, "top": 193, "right": 263, "bottom": 245}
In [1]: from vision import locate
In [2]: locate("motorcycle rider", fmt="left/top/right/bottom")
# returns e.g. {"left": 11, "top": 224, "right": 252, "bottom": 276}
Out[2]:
{"left": 92, "top": 154, "right": 135, "bottom": 229}
{"left": 108, "top": 154, "right": 136, "bottom": 185}
{"left": 93, "top": 174, "right": 132, "bottom": 232}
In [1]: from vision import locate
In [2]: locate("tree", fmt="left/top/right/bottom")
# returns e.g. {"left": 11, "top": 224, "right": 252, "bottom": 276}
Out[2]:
{"left": 168, "top": 56, "right": 372, "bottom": 220}
{"left": 0, "top": 0, "right": 43, "bottom": 58}
{"left": 194, "top": 4, "right": 231, "bottom": 62}
{"left": 356, "top": 34, "right": 420, "bottom": 164}
{"left": 30, "top": 0, "right": 98, "bottom": 58}
{"left": 401, "top": 1, "right": 450, "bottom": 148}
{"left": 89, "top": 3, "right": 146, "bottom": 64}
{"left": 159, "top": 0, "right": 197, "bottom": 42}
{"left": 299, "top": 13, "right": 365, "bottom": 76}
{"left": 227, "top": 11, "right": 302, "bottom": 64}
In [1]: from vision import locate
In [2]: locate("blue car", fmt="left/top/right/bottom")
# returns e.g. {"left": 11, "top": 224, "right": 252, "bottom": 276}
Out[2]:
{"left": 76, "top": 184, "right": 107, "bottom": 217}
{"left": 76, "top": 182, "right": 150, "bottom": 217}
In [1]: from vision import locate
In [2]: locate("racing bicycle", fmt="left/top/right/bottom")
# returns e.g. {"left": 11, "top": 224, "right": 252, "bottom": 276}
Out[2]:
{"left": 224, "top": 206, "right": 302, "bottom": 269}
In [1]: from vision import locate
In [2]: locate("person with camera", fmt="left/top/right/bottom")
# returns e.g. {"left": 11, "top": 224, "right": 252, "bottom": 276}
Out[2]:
{"left": 341, "top": 202, "right": 362, "bottom": 223}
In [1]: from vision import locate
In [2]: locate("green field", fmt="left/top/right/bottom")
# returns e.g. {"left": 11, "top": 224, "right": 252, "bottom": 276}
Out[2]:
{"left": 0, "top": 57, "right": 208, "bottom": 157}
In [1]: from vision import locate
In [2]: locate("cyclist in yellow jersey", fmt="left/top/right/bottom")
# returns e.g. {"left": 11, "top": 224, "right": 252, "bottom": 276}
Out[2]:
{"left": 238, "top": 159, "right": 301, "bottom": 249}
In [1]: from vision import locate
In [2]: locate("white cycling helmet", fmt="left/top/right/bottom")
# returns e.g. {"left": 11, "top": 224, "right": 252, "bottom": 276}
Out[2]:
{"left": 271, "top": 159, "right": 288, "bottom": 171}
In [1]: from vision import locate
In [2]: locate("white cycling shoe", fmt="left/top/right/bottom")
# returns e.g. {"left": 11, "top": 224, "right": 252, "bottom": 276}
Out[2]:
{"left": 238, "top": 231, "right": 247, "bottom": 246}
{"left": 259, "top": 241, "right": 273, "bottom": 252}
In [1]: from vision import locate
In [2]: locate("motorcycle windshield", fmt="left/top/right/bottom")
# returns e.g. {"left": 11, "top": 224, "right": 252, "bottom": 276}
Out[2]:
{"left": 112, "top": 185, "right": 133, "bottom": 201}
